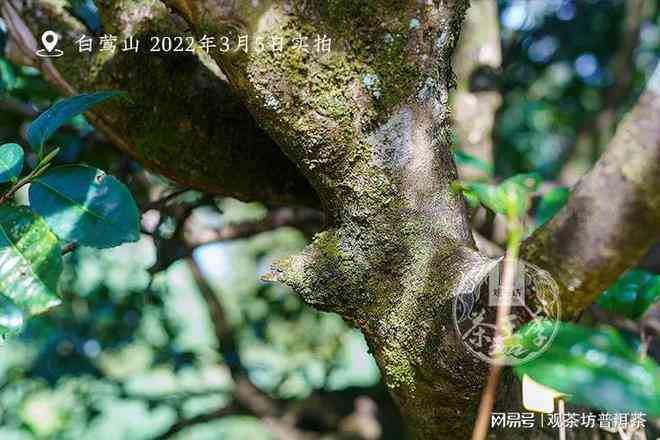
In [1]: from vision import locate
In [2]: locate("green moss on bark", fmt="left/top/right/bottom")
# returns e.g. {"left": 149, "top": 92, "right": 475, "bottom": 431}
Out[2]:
{"left": 13, "top": 0, "right": 318, "bottom": 205}
{"left": 384, "top": 346, "right": 417, "bottom": 391}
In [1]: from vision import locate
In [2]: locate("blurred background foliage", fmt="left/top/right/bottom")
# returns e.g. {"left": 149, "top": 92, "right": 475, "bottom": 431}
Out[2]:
{"left": 493, "top": 0, "right": 658, "bottom": 180}
{"left": 0, "top": 0, "right": 658, "bottom": 438}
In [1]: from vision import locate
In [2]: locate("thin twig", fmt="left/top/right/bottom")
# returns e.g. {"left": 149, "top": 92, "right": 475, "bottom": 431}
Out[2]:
{"left": 153, "top": 402, "right": 244, "bottom": 440}
{"left": 0, "top": 98, "right": 39, "bottom": 118}
{"left": 154, "top": 258, "right": 306, "bottom": 440}
{"left": 558, "top": 399, "right": 566, "bottom": 440}
{"left": 0, "top": 161, "right": 51, "bottom": 205}
{"left": 186, "top": 258, "right": 245, "bottom": 378}
{"left": 471, "top": 366, "right": 503, "bottom": 440}
{"left": 472, "top": 217, "right": 522, "bottom": 440}
{"left": 185, "top": 207, "right": 323, "bottom": 247}
{"left": 186, "top": 258, "right": 281, "bottom": 418}
{"left": 61, "top": 242, "right": 77, "bottom": 255}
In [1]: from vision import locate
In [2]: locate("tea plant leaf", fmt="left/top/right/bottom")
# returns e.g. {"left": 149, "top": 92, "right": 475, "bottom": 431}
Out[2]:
{"left": 0, "top": 143, "right": 24, "bottom": 183}
{"left": 0, "top": 204, "right": 62, "bottom": 315}
{"left": 26, "top": 91, "right": 120, "bottom": 155}
{"left": 29, "top": 165, "right": 140, "bottom": 248}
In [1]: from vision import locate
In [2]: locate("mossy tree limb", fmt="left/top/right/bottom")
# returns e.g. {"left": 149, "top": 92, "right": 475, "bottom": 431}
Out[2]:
{"left": 523, "top": 71, "right": 660, "bottom": 319}
{"left": 2, "top": 0, "right": 317, "bottom": 206}
{"left": 176, "top": 1, "right": 512, "bottom": 438}
{"left": 10, "top": 1, "right": 660, "bottom": 438}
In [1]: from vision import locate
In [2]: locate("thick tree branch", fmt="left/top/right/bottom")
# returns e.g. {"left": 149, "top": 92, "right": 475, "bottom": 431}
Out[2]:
{"left": 523, "top": 66, "right": 660, "bottom": 318}
{"left": 18, "top": 1, "right": 651, "bottom": 438}
{"left": 172, "top": 2, "right": 512, "bottom": 438}
{"left": 2, "top": 0, "right": 318, "bottom": 206}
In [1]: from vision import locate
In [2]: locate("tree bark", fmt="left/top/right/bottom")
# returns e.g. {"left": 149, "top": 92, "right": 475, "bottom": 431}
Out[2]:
{"left": 7, "top": 1, "right": 660, "bottom": 438}
{"left": 2, "top": 0, "right": 318, "bottom": 206}
{"left": 5, "top": 1, "right": 496, "bottom": 437}
{"left": 159, "top": 1, "right": 504, "bottom": 438}
{"left": 523, "top": 68, "right": 660, "bottom": 318}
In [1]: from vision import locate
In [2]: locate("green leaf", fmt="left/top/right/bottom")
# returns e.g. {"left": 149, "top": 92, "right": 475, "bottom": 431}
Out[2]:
{"left": 0, "top": 294, "right": 24, "bottom": 338}
{"left": 640, "top": 278, "right": 660, "bottom": 316}
{"left": 26, "top": 91, "right": 120, "bottom": 155}
{"left": 459, "top": 173, "right": 541, "bottom": 218}
{"left": 452, "top": 149, "right": 493, "bottom": 177}
{"left": 513, "top": 321, "right": 660, "bottom": 417}
{"left": 28, "top": 165, "right": 140, "bottom": 248}
{"left": 462, "top": 182, "right": 502, "bottom": 212}
{"left": 463, "top": 190, "right": 481, "bottom": 209}
{"left": 597, "top": 269, "right": 660, "bottom": 319}
{"left": 536, "top": 186, "right": 569, "bottom": 226}
{"left": 0, "top": 59, "right": 18, "bottom": 92}
{"left": 0, "top": 143, "right": 24, "bottom": 183}
{"left": 496, "top": 173, "right": 541, "bottom": 218}
{"left": 69, "top": 0, "right": 102, "bottom": 33}
{"left": 37, "top": 147, "right": 61, "bottom": 170}
{"left": 0, "top": 204, "right": 62, "bottom": 315}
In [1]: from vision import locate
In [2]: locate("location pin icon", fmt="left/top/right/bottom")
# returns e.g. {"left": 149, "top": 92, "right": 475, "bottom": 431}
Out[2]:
{"left": 42, "top": 31, "right": 59, "bottom": 53}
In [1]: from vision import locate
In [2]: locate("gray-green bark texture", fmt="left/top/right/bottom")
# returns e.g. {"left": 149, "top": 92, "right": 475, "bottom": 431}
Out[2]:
{"left": 522, "top": 74, "right": 660, "bottom": 319}
{"left": 5, "top": 1, "right": 660, "bottom": 438}
{"left": 3, "top": 0, "right": 318, "bottom": 206}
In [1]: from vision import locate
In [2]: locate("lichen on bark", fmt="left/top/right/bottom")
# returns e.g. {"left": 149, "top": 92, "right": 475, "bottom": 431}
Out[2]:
{"left": 12, "top": 1, "right": 660, "bottom": 438}
{"left": 3, "top": 0, "right": 317, "bottom": 206}
{"left": 179, "top": 2, "right": 511, "bottom": 438}
{"left": 522, "top": 81, "right": 660, "bottom": 318}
